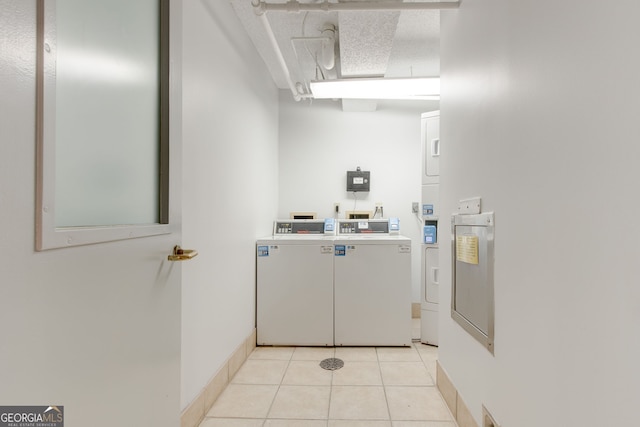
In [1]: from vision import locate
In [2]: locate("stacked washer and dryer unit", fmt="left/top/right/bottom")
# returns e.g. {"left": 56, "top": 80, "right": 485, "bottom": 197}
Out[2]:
{"left": 421, "top": 111, "right": 441, "bottom": 346}
{"left": 256, "top": 218, "right": 412, "bottom": 347}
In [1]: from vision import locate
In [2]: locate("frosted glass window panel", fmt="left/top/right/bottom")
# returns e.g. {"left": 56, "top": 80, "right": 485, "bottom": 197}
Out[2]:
{"left": 54, "top": 0, "right": 160, "bottom": 227}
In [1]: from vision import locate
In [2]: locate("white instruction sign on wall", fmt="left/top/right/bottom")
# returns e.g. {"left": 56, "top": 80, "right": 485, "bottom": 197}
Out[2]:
{"left": 456, "top": 235, "right": 479, "bottom": 265}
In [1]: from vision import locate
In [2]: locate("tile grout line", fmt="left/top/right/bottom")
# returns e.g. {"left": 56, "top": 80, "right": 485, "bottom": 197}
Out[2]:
{"left": 376, "top": 346, "right": 394, "bottom": 424}
{"left": 415, "top": 342, "right": 433, "bottom": 387}
{"left": 415, "top": 343, "right": 460, "bottom": 426}
{"left": 261, "top": 347, "right": 295, "bottom": 425}
{"left": 327, "top": 347, "right": 336, "bottom": 424}
{"left": 326, "top": 347, "right": 335, "bottom": 427}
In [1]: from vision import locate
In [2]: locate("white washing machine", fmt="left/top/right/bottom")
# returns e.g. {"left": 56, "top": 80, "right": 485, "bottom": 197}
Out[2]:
{"left": 256, "top": 219, "right": 335, "bottom": 346}
{"left": 333, "top": 219, "right": 412, "bottom": 347}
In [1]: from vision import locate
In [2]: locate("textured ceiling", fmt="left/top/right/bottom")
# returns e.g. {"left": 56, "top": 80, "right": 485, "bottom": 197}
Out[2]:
{"left": 230, "top": 0, "right": 441, "bottom": 95}
{"left": 338, "top": 11, "right": 400, "bottom": 77}
{"left": 385, "top": 8, "right": 439, "bottom": 77}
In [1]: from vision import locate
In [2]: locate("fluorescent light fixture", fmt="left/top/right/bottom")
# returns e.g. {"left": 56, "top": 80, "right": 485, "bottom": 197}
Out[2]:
{"left": 309, "top": 77, "right": 440, "bottom": 100}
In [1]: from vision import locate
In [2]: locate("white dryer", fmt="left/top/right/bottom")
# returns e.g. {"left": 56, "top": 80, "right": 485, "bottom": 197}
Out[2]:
{"left": 420, "top": 110, "right": 440, "bottom": 346}
{"left": 333, "top": 219, "right": 412, "bottom": 346}
{"left": 256, "top": 219, "right": 335, "bottom": 346}
{"left": 421, "top": 221, "right": 439, "bottom": 346}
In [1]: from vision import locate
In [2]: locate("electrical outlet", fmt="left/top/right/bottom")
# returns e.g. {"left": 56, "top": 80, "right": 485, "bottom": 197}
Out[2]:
{"left": 334, "top": 203, "right": 340, "bottom": 214}
{"left": 412, "top": 202, "right": 419, "bottom": 214}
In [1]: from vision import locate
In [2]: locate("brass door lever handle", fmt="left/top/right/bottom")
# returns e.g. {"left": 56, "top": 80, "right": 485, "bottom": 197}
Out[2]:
{"left": 168, "top": 245, "right": 198, "bottom": 261}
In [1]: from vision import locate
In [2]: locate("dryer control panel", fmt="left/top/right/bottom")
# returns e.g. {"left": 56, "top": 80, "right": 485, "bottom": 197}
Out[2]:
{"left": 273, "top": 219, "right": 335, "bottom": 235}
{"left": 337, "top": 219, "right": 394, "bottom": 234}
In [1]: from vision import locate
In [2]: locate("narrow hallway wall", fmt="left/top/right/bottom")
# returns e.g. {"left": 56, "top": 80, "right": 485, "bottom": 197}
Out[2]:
{"left": 439, "top": 1, "right": 640, "bottom": 426}
{"left": 181, "top": 0, "right": 279, "bottom": 410}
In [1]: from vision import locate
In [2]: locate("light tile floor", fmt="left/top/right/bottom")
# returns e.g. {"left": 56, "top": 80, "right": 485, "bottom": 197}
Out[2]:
{"left": 200, "top": 320, "right": 458, "bottom": 427}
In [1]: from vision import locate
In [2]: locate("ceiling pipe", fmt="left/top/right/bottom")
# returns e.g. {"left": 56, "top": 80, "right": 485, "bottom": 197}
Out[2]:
{"left": 253, "top": 0, "right": 461, "bottom": 15}
{"left": 253, "top": 8, "right": 313, "bottom": 101}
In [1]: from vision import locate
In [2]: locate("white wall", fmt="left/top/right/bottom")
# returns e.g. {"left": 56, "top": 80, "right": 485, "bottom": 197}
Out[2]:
{"left": 180, "top": 0, "right": 279, "bottom": 409}
{"left": 278, "top": 96, "right": 438, "bottom": 301}
{"left": 439, "top": 1, "right": 640, "bottom": 426}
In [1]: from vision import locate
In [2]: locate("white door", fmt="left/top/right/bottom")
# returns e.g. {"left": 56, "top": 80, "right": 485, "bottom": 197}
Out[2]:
{"left": 0, "top": 2, "right": 183, "bottom": 426}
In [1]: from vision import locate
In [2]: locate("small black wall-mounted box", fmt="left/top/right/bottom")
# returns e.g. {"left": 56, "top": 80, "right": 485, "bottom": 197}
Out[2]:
{"left": 346, "top": 170, "right": 370, "bottom": 192}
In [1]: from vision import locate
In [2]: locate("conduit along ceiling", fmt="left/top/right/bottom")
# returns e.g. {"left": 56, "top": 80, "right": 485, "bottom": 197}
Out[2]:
{"left": 230, "top": 0, "right": 459, "bottom": 110}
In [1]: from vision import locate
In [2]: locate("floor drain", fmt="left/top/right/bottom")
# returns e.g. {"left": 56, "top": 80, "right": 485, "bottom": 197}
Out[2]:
{"left": 319, "top": 358, "right": 344, "bottom": 371}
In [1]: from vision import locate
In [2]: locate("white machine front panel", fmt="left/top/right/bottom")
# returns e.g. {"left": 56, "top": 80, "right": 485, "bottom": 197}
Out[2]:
{"left": 421, "top": 309, "right": 438, "bottom": 346}
{"left": 421, "top": 111, "right": 440, "bottom": 185}
{"left": 257, "top": 242, "right": 334, "bottom": 346}
{"left": 424, "top": 246, "right": 439, "bottom": 305}
{"left": 334, "top": 240, "right": 412, "bottom": 346}
{"left": 421, "top": 245, "right": 439, "bottom": 346}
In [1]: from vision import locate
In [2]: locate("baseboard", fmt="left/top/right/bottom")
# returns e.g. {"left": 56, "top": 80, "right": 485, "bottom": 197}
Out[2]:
{"left": 412, "top": 302, "right": 421, "bottom": 319}
{"left": 180, "top": 328, "right": 257, "bottom": 427}
{"left": 436, "top": 360, "right": 480, "bottom": 427}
